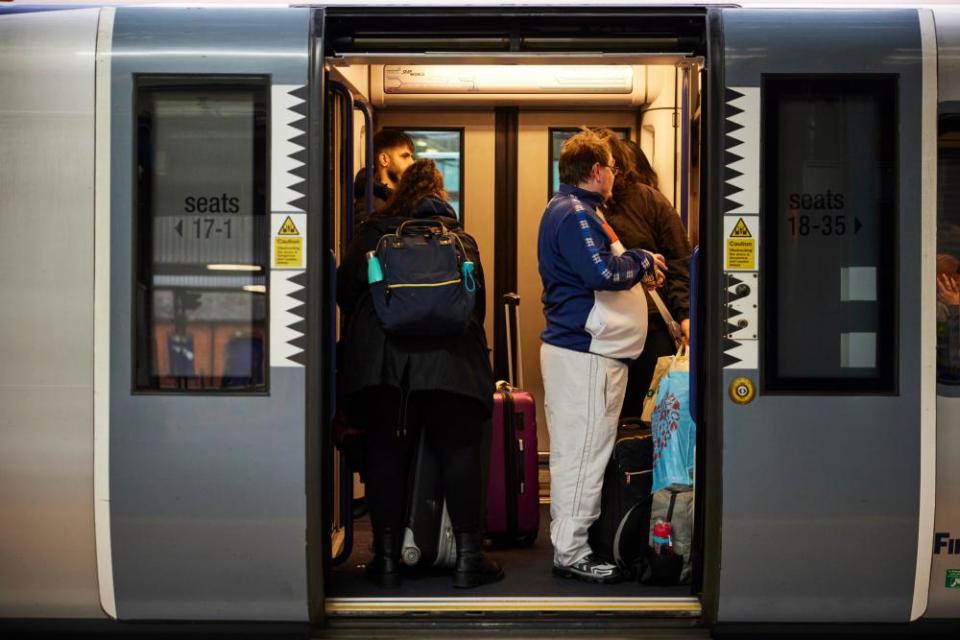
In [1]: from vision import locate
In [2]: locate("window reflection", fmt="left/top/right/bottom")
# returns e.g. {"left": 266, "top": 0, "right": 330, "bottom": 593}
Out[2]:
{"left": 549, "top": 128, "right": 629, "bottom": 196}
{"left": 135, "top": 79, "right": 268, "bottom": 392}
{"left": 762, "top": 76, "right": 897, "bottom": 392}
{"left": 938, "top": 122, "right": 960, "bottom": 384}
{"left": 400, "top": 129, "right": 463, "bottom": 218}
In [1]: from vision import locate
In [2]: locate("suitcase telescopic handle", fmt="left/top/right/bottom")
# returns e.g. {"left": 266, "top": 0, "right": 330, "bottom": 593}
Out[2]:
{"left": 503, "top": 293, "right": 523, "bottom": 389}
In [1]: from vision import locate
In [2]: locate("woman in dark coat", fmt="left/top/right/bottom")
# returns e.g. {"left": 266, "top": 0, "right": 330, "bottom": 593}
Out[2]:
{"left": 337, "top": 159, "right": 502, "bottom": 589}
{"left": 599, "top": 134, "right": 692, "bottom": 419}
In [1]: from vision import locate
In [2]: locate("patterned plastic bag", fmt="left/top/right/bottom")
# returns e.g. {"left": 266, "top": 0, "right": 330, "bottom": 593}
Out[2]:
{"left": 650, "top": 353, "right": 695, "bottom": 492}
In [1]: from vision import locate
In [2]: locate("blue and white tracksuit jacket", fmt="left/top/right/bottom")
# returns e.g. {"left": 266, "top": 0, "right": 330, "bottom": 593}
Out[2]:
{"left": 538, "top": 184, "right": 657, "bottom": 567}
{"left": 538, "top": 184, "right": 655, "bottom": 354}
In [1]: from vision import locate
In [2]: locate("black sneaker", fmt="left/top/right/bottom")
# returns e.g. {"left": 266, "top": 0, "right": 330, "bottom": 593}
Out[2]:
{"left": 552, "top": 554, "right": 623, "bottom": 584}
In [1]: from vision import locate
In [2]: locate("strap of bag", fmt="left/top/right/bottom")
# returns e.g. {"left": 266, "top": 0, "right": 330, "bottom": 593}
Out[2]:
{"left": 396, "top": 218, "right": 449, "bottom": 236}
{"left": 649, "top": 288, "right": 683, "bottom": 349}
{"left": 503, "top": 293, "right": 523, "bottom": 389}
{"left": 666, "top": 488, "right": 678, "bottom": 523}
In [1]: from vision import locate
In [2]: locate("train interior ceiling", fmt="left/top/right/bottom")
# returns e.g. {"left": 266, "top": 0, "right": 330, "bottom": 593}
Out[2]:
{"left": 325, "top": 41, "right": 703, "bottom": 601}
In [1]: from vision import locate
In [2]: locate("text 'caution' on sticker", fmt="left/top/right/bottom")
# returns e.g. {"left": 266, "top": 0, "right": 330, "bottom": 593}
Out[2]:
{"left": 275, "top": 236, "right": 302, "bottom": 268}
{"left": 724, "top": 215, "right": 758, "bottom": 271}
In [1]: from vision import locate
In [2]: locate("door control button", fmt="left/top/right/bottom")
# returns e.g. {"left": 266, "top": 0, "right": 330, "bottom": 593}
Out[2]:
{"left": 729, "top": 377, "right": 756, "bottom": 404}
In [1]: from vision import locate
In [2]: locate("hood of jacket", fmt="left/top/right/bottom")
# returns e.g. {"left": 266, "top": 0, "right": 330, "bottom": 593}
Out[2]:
{"left": 361, "top": 197, "right": 461, "bottom": 235}
{"left": 353, "top": 168, "right": 393, "bottom": 203}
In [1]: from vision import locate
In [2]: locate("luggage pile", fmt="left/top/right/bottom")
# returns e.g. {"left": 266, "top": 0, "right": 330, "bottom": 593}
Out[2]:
{"left": 589, "top": 289, "right": 696, "bottom": 585}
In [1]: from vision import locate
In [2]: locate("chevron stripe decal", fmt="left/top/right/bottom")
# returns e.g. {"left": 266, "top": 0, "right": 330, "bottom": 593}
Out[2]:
{"left": 723, "top": 87, "right": 760, "bottom": 370}
{"left": 272, "top": 85, "right": 308, "bottom": 212}
{"left": 724, "top": 87, "right": 759, "bottom": 216}
{"left": 270, "top": 84, "right": 308, "bottom": 368}
{"left": 270, "top": 269, "right": 306, "bottom": 367}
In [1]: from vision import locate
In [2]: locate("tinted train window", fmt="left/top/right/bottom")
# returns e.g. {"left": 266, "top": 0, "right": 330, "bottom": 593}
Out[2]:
{"left": 549, "top": 127, "right": 629, "bottom": 196}
{"left": 762, "top": 76, "right": 897, "bottom": 393}
{"left": 394, "top": 129, "right": 463, "bottom": 219}
{"left": 134, "top": 77, "right": 268, "bottom": 392}
{"left": 938, "top": 117, "right": 960, "bottom": 385}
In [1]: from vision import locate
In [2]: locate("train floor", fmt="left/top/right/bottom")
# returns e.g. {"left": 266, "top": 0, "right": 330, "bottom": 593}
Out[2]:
{"left": 329, "top": 503, "right": 692, "bottom": 598}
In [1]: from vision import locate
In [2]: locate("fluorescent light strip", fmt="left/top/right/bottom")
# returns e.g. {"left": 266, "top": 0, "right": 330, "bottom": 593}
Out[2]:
{"left": 207, "top": 264, "right": 262, "bottom": 272}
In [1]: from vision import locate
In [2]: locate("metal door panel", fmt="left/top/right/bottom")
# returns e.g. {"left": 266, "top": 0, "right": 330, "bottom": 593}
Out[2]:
{"left": 102, "top": 7, "right": 312, "bottom": 620}
{"left": 716, "top": 9, "right": 934, "bottom": 622}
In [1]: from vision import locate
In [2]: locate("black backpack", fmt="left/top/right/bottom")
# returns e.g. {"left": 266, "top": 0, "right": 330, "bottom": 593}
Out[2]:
{"left": 370, "top": 218, "right": 477, "bottom": 336}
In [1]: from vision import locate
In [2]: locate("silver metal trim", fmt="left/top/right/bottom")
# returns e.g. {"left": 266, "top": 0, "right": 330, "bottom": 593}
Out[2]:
{"left": 913, "top": 7, "right": 938, "bottom": 622}
{"left": 94, "top": 5, "right": 117, "bottom": 621}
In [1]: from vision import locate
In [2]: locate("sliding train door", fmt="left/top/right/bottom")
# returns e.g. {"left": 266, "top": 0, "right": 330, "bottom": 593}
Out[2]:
{"left": 706, "top": 9, "right": 936, "bottom": 622}
{"left": 96, "top": 7, "right": 319, "bottom": 620}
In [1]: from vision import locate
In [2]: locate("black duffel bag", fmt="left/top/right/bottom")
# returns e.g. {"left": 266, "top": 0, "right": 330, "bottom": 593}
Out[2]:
{"left": 588, "top": 418, "right": 653, "bottom": 573}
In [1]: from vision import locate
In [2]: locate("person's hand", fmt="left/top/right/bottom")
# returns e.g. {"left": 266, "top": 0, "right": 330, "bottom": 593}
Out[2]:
{"left": 680, "top": 319, "right": 691, "bottom": 344}
{"left": 938, "top": 273, "right": 960, "bottom": 306}
{"left": 650, "top": 252, "right": 668, "bottom": 273}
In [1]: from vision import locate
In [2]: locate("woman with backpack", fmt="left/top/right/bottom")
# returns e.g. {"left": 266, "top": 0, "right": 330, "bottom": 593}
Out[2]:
{"left": 337, "top": 159, "right": 503, "bottom": 589}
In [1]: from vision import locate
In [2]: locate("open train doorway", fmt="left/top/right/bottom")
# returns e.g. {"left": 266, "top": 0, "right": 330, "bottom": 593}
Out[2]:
{"left": 319, "top": 6, "right": 709, "bottom": 620}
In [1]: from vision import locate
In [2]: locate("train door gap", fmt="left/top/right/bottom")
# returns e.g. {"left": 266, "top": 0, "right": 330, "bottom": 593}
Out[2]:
{"left": 320, "top": 10, "right": 709, "bottom": 618}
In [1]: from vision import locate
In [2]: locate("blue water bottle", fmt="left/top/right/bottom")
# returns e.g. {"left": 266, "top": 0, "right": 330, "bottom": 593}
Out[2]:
{"left": 461, "top": 261, "right": 476, "bottom": 292}
{"left": 367, "top": 251, "right": 384, "bottom": 284}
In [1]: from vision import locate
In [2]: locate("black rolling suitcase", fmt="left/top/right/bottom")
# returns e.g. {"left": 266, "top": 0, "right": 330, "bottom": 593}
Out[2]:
{"left": 588, "top": 418, "right": 653, "bottom": 572}
{"left": 401, "top": 428, "right": 457, "bottom": 569}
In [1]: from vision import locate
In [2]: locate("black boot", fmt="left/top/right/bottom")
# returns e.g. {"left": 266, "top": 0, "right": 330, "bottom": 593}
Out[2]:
{"left": 452, "top": 532, "right": 504, "bottom": 589}
{"left": 365, "top": 529, "right": 402, "bottom": 588}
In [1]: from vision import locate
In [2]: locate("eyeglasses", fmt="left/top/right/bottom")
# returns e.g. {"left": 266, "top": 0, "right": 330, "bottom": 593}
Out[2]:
{"left": 601, "top": 163, "right": 619, "bottom": 176}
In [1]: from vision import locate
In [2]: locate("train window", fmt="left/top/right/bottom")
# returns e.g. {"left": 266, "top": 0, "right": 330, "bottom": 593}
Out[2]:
{"left": 134, "top": 77, "right": 269, "bottom": 393}
{"left": 762, "top": 75, "right": 897, "bottom": 393}
{"left": 548, "top": 127, "right": 629, "bottom": 196}
{"left": 392, "top": 128, "right": 464, "bottom": 219}
{"left": 938, "top": 116, "right": 960, "bottom": 385}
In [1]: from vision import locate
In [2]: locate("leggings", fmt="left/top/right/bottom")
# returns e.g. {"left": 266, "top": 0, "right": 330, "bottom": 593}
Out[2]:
{"left": 355, "top": 387, "right": 487, "bottom": 537}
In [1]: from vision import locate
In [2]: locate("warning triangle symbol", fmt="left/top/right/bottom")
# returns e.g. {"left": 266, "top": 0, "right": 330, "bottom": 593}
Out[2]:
{"left": 730, "top": 218, "right": 752, "bottom": 238}
{"left": 278, "top": 216, "right": 299, "bottom": 236}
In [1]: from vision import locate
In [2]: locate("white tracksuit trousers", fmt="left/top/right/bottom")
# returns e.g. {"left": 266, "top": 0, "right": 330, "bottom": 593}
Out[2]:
{"left": 541, "top": 342, "right": 628, "bottom": 567}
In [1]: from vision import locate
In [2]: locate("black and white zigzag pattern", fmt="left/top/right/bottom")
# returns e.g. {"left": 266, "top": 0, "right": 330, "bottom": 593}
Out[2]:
{"left": 723, "top": 87, "right": 759, "bottom": 369}
{"left": 271, "top": 85, "right": 308, "bottom": 367}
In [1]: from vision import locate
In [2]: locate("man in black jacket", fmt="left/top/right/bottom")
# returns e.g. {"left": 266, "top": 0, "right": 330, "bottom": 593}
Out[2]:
{"left": 353, "top": 129, "right": 415, "bottom": 224}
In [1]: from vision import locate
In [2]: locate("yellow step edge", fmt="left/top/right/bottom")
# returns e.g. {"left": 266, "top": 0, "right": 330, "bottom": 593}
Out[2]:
{"left": 326, "top": 597, "right": 701, "bottom": 615}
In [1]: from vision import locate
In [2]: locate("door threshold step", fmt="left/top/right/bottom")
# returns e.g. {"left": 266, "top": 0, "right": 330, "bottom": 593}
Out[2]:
{"left": 326, "top": 596, "right": 701, "bottom": 617}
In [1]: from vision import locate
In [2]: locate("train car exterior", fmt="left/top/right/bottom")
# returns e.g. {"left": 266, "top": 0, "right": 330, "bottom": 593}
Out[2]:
{"left": 1, "top": 1, "right": 959, "bottom": 634}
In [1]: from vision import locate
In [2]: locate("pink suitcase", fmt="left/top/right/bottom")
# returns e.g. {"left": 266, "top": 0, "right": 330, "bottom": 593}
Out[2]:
{"left": 486, "top": 294, "right": 539, "bottom": 544}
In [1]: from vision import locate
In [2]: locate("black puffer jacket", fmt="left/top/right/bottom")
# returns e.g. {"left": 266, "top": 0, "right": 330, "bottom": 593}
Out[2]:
{"left": 337, "top": 197, "right": 494, "bottom": 417}
{"left": 603, "top": 182, "right": 692, "bottom": 322}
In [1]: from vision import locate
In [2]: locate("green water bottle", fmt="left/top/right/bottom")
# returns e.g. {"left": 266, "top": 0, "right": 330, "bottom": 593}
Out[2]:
{"left": 462, "top": 261, "right": 476, "bottom": 292}
{"left": 366, "top": 251, "right": 383, "bottom": 284}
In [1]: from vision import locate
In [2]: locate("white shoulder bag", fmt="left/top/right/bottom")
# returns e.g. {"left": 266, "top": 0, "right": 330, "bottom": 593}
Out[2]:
{"left": 579, "top": 200, "right": 649, "bottom": 360}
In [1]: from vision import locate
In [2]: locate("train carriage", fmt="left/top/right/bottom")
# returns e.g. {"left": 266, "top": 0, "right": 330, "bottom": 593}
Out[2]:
{"left": 1, "top": 0, "right": 959, "bottom": 634}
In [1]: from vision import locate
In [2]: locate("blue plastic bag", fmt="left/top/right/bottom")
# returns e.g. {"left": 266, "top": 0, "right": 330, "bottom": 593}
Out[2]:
{"left": 651, "top": 363, "right": 696, "bottom": 492}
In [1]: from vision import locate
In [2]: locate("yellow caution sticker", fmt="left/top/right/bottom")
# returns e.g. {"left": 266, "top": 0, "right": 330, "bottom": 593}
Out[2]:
{"left": 730, "top": 217, "right": 752, "bottom": 238}
{"left": 278, "top": 216, "right": 300, "bottom": 236}
{"left": 275, "top": 236, "right": 303, "bottom": 268}
{"left": 724, "top": 215, "right": 758, "bottom": 271}
{"left": 272, "top": 213, "right": 306, "bottom": 269}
